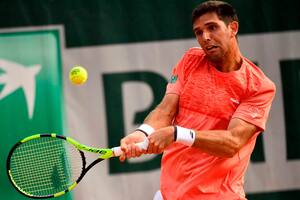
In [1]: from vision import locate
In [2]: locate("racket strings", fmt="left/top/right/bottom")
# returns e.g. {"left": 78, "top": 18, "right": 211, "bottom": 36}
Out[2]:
{"left": 9, "top": 137, "right": 83, "bottom": 197}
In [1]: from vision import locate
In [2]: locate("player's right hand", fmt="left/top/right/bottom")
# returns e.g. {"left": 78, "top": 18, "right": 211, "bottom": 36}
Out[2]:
{"left": 119, "top": 131, "right": 147, "bottom": 162}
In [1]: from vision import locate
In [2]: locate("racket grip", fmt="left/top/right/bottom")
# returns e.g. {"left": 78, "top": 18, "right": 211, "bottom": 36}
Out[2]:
{"left": 112, "top": 139, "right": 149, "bottom": 157}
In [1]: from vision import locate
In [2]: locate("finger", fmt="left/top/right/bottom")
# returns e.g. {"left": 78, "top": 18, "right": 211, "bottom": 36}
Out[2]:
{"left": 147, "top": 142, "right": 153, "bottom": 154}
{"left": 119, "top": 154, "right": 126, "bottom": 162}
{"left": 120, "top": 139, "right": 128, "bottom": 153}
{"left": 152, "top": 142, "right": 159, "bottom": 154}
{"left": 135, "top": 146, "right": 144, "bottom": 157}
{"left": 158, "top": 144, "right": 164, "bottom": 154}
{"left": 147, "top": 136, "right": 156, "bottom": 154}
{"left": 130, "top": 144, "right": 136, "bottom": 158}
{"left": 132, "top": 143, "right": 143, "bottom": 158}
{"left": 136, "top": 151, "right": 143, "bottom": 157}
{"left": 141, "top": 149, "right": 148, "bottom": 154}
{"left": 125, "top": 145, "right": 132, "bottom": 159}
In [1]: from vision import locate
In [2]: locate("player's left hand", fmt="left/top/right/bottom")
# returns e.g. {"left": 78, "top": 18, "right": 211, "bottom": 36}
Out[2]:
{"left": 146, "top": 126, "right": 175, "bottom": 154}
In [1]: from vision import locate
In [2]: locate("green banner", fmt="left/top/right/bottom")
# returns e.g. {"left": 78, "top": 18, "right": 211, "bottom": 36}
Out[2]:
{"left": 0, "top": 29, "right": 70, "bottom": 200}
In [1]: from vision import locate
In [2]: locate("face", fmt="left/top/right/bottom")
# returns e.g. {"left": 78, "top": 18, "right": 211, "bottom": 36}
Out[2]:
{"left": 193, "top": 12, "right": 238, "bottom": 63}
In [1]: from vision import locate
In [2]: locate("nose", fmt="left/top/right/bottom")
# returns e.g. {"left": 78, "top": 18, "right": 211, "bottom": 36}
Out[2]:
{"left": 202, "top": 31, "right": 211, "bottom": 41}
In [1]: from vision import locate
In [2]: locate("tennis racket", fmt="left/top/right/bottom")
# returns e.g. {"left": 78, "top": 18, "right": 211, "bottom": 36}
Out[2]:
{"left": 6, "top": 133, "right": 148, "bottom": 199}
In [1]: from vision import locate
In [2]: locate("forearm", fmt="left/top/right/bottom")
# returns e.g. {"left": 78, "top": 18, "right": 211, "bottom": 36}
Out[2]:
{"left": 193, "top": 130, "right": 241, "bottom": 158}
{"left": 120, "top": 94, "right": 179, "bottom": 159}
{"left": 141, "top": 94, "right": 179, "bottom": 130}
{"left": 174, "top": 119, "right": 257, "bottom": 158}
{"left": 143, "top": 107, "right": 176, "bottom": 129}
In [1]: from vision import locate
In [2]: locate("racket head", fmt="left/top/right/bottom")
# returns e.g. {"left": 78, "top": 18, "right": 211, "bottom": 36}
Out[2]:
{"left": 6, "top": 134, "right": 85, "bottom": 199}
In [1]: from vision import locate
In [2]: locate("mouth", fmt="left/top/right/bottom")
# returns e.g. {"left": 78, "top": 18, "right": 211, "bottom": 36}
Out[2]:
{"left": 205, "top": 45, "right": 218, "bottom": 52}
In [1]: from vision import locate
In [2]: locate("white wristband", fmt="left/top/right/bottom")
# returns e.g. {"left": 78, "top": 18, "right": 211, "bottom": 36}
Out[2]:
{"left": 136, "top": 124, "right": 155, "bottom": 136}
{"left": 174, "top": 126, "right": 196, "bottom": 146}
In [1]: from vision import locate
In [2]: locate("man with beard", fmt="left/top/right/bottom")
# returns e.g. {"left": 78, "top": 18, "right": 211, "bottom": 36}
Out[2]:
{"left": 119, "top": 1, "right": 276, "bottom": 199}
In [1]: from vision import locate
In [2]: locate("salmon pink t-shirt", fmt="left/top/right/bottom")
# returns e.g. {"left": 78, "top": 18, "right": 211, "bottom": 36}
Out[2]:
{"left": 160, "top": 47, "right": 276, "bottom": 200}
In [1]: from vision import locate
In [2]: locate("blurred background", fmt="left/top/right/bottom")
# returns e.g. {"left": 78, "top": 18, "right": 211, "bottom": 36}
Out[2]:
{"left": 0, "top": 0, "right": 299, "bottom": 199}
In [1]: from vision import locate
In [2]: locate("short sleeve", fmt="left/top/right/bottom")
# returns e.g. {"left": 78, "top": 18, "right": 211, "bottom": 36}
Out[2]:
{"left": 165, "top": 54, "right": 187, "bottom": 95}
{"left": 232, "top": 79, "right": 276, "bottom": 131}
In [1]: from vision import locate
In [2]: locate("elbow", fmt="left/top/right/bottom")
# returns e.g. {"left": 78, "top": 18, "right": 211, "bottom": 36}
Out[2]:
{"left": 223, "top": 140, "right": 242, "bottom": 158}
{"left": 224, "top": 147, "right": 240, "bottom": 158}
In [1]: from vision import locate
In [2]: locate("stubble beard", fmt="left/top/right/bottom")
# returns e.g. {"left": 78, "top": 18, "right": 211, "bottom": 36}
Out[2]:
{"left": 206, "top": 51, "right": 225, "bottom": 65}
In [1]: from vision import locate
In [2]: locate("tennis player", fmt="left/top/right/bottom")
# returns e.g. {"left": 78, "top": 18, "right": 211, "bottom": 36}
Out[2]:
{"left": 120, "top": 1, "right": 276, "bottom": 199}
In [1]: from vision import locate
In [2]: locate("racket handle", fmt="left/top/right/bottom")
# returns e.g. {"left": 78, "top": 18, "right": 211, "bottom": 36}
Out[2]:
{"left": 112, "top": 139, "right": 149, "bottom": 157}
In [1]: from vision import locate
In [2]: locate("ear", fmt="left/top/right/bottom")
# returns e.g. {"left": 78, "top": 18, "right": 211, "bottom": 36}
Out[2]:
{"left": 229, "top": 21, "right": 239, "bottom": 37}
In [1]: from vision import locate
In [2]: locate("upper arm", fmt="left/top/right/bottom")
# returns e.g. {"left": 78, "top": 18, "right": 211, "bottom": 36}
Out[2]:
{"left": 232, "top": 78, "right": 276, "bottom": 131}
{"left": 227, "top": 118, "right": 259, "bottom": 148}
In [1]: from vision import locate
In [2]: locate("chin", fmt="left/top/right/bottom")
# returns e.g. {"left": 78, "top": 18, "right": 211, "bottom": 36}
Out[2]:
{"left": 207, "top": 54, "right": 223, "bottom": 63}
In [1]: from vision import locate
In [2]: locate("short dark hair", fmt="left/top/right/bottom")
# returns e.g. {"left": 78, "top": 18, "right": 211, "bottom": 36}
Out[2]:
{"left": 192, "top": 0, "right": 238, "bottom": 25}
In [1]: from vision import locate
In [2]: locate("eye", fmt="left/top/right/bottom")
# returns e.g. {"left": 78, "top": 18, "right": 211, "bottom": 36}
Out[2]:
{"left": 208, "top": 24, "right": 217, "bottom": 31}
{"left": 194, "top": 30, "right": 203, "bottom": 36}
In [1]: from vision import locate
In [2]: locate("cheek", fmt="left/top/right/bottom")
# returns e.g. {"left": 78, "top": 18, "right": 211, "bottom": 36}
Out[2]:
{"left": 215, "top": 36, "right": 228, "bottom": 48}
{"left": 196, "top": 37, "right": 205, "bottom": 46}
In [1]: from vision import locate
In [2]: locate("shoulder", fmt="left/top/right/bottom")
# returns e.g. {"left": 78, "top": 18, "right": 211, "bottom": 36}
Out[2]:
{"left": 243, "top": 57, "right": 276, "bottom": 93}
{"left": 185, "top": 47, "right": 206, "bottom": 57}
{"left": 173, "top": 47, "right": 207, "bottom": 80}
{"left": 181, "top": 47, "right": 207, "bottom": 68}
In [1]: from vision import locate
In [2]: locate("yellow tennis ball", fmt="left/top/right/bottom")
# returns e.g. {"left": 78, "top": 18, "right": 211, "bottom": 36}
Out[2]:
{"left": 69, "top": 66, "right": 88, "bottom": 85}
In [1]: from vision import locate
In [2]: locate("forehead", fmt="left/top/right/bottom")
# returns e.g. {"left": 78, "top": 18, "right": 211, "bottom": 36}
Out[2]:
{"left": 193, "top": 12, "right": 225, "bottom": 30}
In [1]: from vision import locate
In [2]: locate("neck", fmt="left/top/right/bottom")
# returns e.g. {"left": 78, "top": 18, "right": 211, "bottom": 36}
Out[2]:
{"left": 214, "top": 43, "right": 242, "bottom": 72}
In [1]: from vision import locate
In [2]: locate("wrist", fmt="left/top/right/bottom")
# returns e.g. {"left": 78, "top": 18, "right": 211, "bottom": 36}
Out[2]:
{"left": 136, "top": 124, "right": 155, "bottom": 136}
{"left": 174, "top": 125, "right": 196, "bottom": 146}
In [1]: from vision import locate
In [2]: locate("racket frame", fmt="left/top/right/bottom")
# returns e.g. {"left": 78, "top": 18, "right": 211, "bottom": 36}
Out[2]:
{"left": 6, "top": 133, "right": 116, "bottom": 199}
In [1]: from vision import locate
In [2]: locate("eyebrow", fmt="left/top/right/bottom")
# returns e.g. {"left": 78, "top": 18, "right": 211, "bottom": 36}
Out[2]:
{"left": 193, "top": 21, "right": 218, "bottom": 32}
{"left": 204, "top": 22, "right": 218, "bottom": 26}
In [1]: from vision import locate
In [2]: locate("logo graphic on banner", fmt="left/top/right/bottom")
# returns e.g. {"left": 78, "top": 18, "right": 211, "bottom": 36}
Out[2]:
{"left": 0, "top": 59, "right": 41, "bottom": 119}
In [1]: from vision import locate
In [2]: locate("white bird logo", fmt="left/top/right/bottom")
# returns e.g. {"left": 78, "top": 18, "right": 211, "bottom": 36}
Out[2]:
{"left": 0, "top": 59, "right": 41, "bottom": 119}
